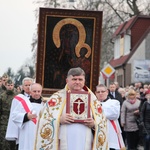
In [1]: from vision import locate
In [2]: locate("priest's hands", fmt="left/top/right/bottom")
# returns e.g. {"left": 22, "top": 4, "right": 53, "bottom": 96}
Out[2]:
{"left": 27, "top": 112, "right": 37, "bottom": 120}
{"left": 60, "top": 113, "right": 74, "bottom": 124}
{"left": 84, "top": 118, "right": 95, "bottom": 128}
{"left": 60, "top": 114, "right": 95, "bottom": 128}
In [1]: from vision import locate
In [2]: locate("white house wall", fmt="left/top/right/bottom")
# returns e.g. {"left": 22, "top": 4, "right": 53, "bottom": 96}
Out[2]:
{"left": 128, "top": 39, "right": 145, "bottom": 63}
{"left": 128, "top": 39, "right": 146, "bottom": 83}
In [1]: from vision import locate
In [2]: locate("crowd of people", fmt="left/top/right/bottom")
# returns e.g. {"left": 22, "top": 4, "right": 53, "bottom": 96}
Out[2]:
{"left": 108, "top": 81, "right": 150, "bottom": 150}
{"left": 0, "top": 74, "right": 44, "bottom": 150}
{"left": 0, "top": 68, "right": 150, "bottom": 150}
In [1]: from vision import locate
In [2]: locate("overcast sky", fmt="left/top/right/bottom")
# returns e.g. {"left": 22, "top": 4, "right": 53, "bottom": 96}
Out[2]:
{"left": 0, "top": 0, "right": 37, "bottom": 76}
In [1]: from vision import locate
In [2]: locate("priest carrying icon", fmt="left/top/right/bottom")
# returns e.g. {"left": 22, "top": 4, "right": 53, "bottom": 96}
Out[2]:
{"left": 34, "top": 67, "right": 109, "bottom": 150}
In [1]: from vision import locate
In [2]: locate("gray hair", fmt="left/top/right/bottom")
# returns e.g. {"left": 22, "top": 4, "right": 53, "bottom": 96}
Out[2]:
{"left": 96, "top": 84, "right": 107, "bottom": 90}
{"left": 118, "top": 87, "right": 126, "bottom": 93}
{"left": 67, "top": 67, "right": 85, "bottom": 77}
{"left": 22, "top": 77, "right": 33, "bottom": 85}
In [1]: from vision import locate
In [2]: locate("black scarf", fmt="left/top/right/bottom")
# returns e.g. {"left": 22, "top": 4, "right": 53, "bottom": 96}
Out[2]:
{"left": 102, "top": 97, "right": 109, "bottom": 102}
{"left": 29, "top": 96, "right": 42, "bottom": 104}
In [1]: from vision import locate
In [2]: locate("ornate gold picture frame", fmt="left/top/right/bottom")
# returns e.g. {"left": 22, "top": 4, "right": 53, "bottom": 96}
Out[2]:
{"left": 36, "top": 8, "right": 103, "bottom": 96}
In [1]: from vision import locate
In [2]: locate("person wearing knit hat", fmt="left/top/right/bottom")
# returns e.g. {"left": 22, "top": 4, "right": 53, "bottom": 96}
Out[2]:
{"left": 6, "top": 79, "right": 13, "bottom": 84}
{"left": 2, "top": 73, "right": 9, "bottom": 84}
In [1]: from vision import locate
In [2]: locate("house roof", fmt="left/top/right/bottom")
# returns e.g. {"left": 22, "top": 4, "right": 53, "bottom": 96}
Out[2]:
{"left": 112, "top": 16, "right": 136, "bottom": 38}
{"left": 110, "top": 26, "right": 150, "bottom": 68}
{"left": 110, "top": 15, "right": 150, "bottom": 68}
{"left": 109, "top": 54, "right": 129, "bottom": 68}
{"left": 112, "top": 15, "right": 150, "bottom": 38}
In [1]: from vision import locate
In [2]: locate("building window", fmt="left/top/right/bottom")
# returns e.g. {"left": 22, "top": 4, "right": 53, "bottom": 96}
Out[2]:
{"left": 124, "top": 34, "right": 131, "bottom": 55}
{"left": 120, "top": 37, "right": 124, "bottom": 56}
{"left": 114, "top": 38, "right": 120, "bottom": 59}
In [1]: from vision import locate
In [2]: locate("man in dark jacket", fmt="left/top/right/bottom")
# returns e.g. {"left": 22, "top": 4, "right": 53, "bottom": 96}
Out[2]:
{"left": 108, "top": 82, "right": 123, "bottom": 105}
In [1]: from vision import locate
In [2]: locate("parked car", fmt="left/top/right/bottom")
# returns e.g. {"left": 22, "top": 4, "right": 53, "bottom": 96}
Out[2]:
{"left": 134, "top": 66, "right": 149, "bottom": 78}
